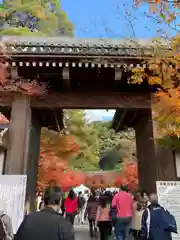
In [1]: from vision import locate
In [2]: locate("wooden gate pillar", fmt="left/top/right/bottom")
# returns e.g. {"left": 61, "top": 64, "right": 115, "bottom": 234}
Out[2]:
{"left": 135, "top": 108, "right": 156, "bottom": 193}
{"left": 135, "top": 108, "right": 175, "bottom": 194}
{"left": 5, "top": 95, "right": 41, "bottom": 212}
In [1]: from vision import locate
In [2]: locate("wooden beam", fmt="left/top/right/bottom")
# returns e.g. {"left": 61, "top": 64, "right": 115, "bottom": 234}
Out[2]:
{"left": 31, "top": 91, "right": 151, "bottom": 109}
{"left": 0, "top": 91, "right": 151, "bottom": 109}
{"left": 128, "top": 111, "right": 138, "bottom": 127}
{"left": 115, "top": 110, "right": 127, "bottom": 131}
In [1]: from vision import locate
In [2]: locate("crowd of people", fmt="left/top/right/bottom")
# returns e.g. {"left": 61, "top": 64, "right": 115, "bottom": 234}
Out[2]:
{"left": 56, "top": 186, "right": 176, "bottom": 240}
{"left": 0, "top": 185, "right": 176, "bottom": 240}
{"left": 82, "top": 187, "right": 151, "bottom": 240}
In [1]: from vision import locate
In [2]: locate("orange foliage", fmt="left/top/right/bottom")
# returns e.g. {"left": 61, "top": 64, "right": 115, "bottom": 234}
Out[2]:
{"left": 37, "top": 135, "right": 83, "bottom": 191}
{"left": 20, "top": 81, "right": 47, "bottom": 96}
{"left": 0, "top": 42, "right": 47, "bottom": 95}
{"left": 113, "top": 161, "right": 138, "bottom": 190}
{"left": 135, "top": 0, "right": 179, "bottom": 7}
{"left": 120, "top": 161, "right": 138, "bottom": 190}
{"left": 40, "top": 135, "right": 79, "bottom": 160}
{"left": 114, "top": 175, "right": 122, "bottom": 188}
{"left": 37, "top": 154, "right": 86, "bottom": 191}
{"left": 154, "top": 88, "right": 180, "bottom": 137}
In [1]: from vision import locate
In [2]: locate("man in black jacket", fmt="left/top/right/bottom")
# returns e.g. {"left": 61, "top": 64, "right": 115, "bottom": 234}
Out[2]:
{"left": 14, "top": 186, "right": 75, "bottom": 240}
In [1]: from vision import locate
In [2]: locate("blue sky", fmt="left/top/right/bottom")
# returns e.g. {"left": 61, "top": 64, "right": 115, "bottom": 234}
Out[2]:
{"left": 61, "top": 0, "right": 172, "bottom": 39}
{"left": 85, "top": 110, "right": 115, "bottom": 122}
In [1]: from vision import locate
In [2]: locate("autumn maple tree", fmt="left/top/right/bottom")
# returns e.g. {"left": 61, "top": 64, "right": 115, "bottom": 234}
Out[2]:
{"left": 38, "top": 129, "right": 87, "bottom": 191}
{"left": 38, "top": 155, "right": 86, "bottom": 192}
{"left": 120, "top": 161, "right": 138, "bottom": 190}
{"left": 130, "top": 0, "right": 180, "bottom": 149}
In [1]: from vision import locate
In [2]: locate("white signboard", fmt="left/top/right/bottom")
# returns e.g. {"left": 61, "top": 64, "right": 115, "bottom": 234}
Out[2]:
{"left": 0, "top": 175, "right": 27, "bottom": 234}
{"left": 156, "top": 181, "right": 180, "bottom": 240}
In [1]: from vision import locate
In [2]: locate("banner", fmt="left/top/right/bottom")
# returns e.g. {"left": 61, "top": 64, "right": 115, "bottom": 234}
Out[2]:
{"left": 0, "top": 175, "right": 27, "bottom": 234}
{"left": 156, "top": 181, "right": 180, "bottom": 240}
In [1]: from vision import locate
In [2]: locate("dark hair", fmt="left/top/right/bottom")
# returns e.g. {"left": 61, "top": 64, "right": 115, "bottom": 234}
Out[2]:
{"left": 99, "top": 196, "right": 108, "bottom": 208}
{"left": 91, "top": 190, "right": 96, "bottom": 198}
{"left": 88, "top": 195, "right": 95, "bottom": 202}
{"left": 44, "top": 186, "right": 62, "bottom": 206}
{"left": 68, "top": 189, "right": 76, "bottom": 200}
{"left": 140, "top": 190, "right": 149, "bottom": 198}
{"left": 105, "top": 191, "right": 113, "bottom": 203}
{"left": 120, "top": 185, "right": 129, "bottom": 192}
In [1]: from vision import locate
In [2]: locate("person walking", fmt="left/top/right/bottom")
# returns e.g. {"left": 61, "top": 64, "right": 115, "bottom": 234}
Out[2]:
{"left": 141, "top": 193, "right": 175, "bottom": 240}
{"left": 140, "top": 191, "right": 150, "bottom": 209}
{"left": 112, "top": 185, "right": 133, "bottom": 240}
{"left": 14, "top": 186, "right": 75, "bottom": 240}
{"left": 95, "top": 196, "right": 112, "bottom": 240}
{"left": 85, "top": 190, "right": 99, "bottom": 238}
{"left": 130, "top": 202, "right": 144, "bottom": 240}
{"left": 64, "top": 190, "right": 78, "bottom": 225}
{"left": 77, "top": 192, "right": 86, "bottom": 224}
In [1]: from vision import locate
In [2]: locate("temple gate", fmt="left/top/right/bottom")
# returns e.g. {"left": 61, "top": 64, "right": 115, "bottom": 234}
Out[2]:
{"left": 0, "top": 36, "right": 175, "bottom": 210}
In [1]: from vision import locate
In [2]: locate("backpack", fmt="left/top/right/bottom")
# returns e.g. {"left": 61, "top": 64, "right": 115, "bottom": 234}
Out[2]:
{"left": 162, "top": 209, "right": 177, "bottom": 234}
{"left": 78, "top": 196, "right": 86, "bottom": 209}
{"left": 146, "top": 207, "right": 178, "bottom": 236}
{"left": 109, "top": 206, "right": 117, "bottom": 220}
{"left": 0, "top": 214, "right": 7, "bottom": 240}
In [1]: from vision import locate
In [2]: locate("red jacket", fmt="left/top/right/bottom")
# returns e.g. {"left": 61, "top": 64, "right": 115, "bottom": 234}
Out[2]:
{"left": 65, "top": 197, "right": 78, "bottom": 214}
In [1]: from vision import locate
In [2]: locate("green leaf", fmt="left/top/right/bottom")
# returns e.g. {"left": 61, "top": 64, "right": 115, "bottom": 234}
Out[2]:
{"left": 159, "top": 13, "right": 166, "bottom": 20}
{"left": 0, "top": 0, "right": 74, "bottom": 36}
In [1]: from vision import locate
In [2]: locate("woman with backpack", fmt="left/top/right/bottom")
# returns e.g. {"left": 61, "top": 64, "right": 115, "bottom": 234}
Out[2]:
{"left": 95, "top": 196, "right": 112, "bottom": 240}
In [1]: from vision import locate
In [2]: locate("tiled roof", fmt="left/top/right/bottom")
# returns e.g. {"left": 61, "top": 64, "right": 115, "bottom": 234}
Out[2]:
{"left": 1, "top": 36, "right": 169, "bottom": 57}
